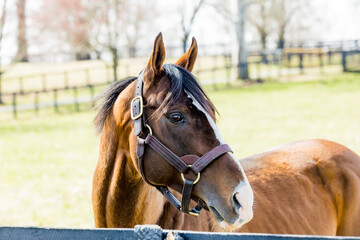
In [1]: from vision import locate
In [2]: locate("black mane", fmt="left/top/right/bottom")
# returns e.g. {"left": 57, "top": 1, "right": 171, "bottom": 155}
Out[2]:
{"left": 94, "top": 64, "right": 216, "bottom": 134}
{"left": 94, "top": 76, "right": 137, "bottom": 134}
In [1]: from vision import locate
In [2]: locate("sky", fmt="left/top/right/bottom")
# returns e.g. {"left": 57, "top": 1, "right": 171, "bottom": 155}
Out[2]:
{"left": 307, "top": 0, "right": 360, "bottom": 41}
{"left": 1, "top": 0, "right": 360, "bottom": 64}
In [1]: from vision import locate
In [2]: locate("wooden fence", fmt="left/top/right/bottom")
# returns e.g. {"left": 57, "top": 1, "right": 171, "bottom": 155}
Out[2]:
{"left": 0, "top": 44, "right": 359, "bottom": 119}
{"left": 342, "top": 50, "right": 360, "bottom": 72}
{"left": 1, "top": 225, "right": 360, "bottom": 240}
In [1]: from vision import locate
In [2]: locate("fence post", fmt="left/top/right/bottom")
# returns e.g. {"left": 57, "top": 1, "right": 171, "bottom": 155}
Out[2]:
{"left": 89, "top": 84, "right": 95, "bottom": 108}
{"left": 106, "top": 65, "right": 111, "bottom": 84}
{"left": 212, "top": 56, "right": 217, "bottom": 90}
{"left": 257, "top": 61, "right": 261, "bottom": 81}
{"left": 19, "top": 77, "right": 24, "bottom": 94}
{"left": 0, "top": 71, "right": 3, "bottom": 104}
{"left": 317, "top": 42, "right": 324, "bottom": 74}
{"left": 298, "top": 53, "right": 304, "bottom": 74}
{"left": 125, "top": 64, "right": 130, "bottom": 76}
{"left": 34, "top": 91, "right": 39, "bottom": 116}
{"left": 64, "top": 71, "right": 69, "bottom": 89}
{"left": 85, "top": 69, "right": 90, "bottom": 85}
{"left": 42, "top": 74, "right": 47, "bottom": 92}
{"left": 342, "top": 51, "right": 347, "bottom": 72}
{"left": 73, "top": 87, "right": 79, "bottom": 112}
{"left": 225, "top": 54, "right": 231, "bottom": 86}
{"left": 12, "top": 93, "right": 17, "bottom": 119}
{"left": 278, "top": 51, "right": 282, "bottom": 78}
{"left": 328, "top": 50, "right": 332, "bottom": 65}
{"left": 53, "top": 89, "right": 58, "bottom": 113}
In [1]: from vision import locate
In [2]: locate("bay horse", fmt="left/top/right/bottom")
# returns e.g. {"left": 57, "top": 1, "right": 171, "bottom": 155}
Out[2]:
{"left": 92, "top": 33, "right": 360, "bottom": 236}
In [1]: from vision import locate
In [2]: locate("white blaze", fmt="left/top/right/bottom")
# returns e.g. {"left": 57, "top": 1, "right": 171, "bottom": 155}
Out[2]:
{"left": 186, "top": 91, "right": 254, "bottom": 228}
{"left": 185, "top": 90, "right": 248, "bottom": 180}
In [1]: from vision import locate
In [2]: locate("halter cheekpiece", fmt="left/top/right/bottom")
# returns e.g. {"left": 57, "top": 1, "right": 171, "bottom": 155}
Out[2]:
{"left": 132, "top": 65, "right": 233, "bottom": 216}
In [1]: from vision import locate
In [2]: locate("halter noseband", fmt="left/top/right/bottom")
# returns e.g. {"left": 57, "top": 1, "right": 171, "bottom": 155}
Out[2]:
{"left": 131, "top": 66, "right": 233, "bottom": 216}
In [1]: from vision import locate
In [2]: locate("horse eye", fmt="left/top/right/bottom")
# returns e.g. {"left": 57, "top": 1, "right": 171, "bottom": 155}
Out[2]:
{"left": 167, "top": 113, "right": 185, "bottom": 124}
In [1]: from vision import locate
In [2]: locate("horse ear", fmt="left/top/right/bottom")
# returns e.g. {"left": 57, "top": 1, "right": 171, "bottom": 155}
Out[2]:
{"left": 144, "top": 32, "right": 166, "bottom": 82}
{"left": 176, "top": 37, "right": 198, "bottom": 72}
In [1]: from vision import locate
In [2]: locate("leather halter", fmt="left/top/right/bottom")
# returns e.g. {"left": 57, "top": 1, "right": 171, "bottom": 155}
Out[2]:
{"left": 132, "top": 67, "right": 233, "bottom": 216}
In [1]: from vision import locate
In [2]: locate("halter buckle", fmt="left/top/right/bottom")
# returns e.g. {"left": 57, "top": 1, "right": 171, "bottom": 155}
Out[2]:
{"left": 131, "top": 96, "right": 143, "bottom": 120}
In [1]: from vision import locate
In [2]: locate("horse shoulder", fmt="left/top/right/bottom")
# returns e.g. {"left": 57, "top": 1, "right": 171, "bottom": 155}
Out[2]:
{"left": 238, "top": 139, "right": 360, "bottom": 235}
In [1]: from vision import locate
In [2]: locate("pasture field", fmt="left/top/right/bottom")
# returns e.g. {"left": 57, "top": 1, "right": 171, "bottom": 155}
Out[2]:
{"left": 0, "top": 72, "right": 359, "bottom": 227}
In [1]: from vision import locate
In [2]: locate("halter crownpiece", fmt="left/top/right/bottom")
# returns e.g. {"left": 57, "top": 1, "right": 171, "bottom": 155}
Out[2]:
{"left": 132, "top": 64, "right": 233, "bottom": 216}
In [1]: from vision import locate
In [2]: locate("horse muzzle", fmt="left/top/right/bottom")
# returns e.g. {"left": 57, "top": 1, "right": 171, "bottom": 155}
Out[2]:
{"left": 208, "top": 182, "right": 254, "bottom": 231}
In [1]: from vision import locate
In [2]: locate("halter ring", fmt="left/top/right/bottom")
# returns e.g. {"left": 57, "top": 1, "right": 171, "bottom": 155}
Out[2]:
{"left": 145, "top": 124, "right": 152, "bottom": 135}
{"left": 136, "top": 124, "right": 153, "bottom": 141}
{"left": 188, "top": 211, "right": 200, "bottom": 216}
{"left": 179, "top": 208, "right": 201, "bottom": 216}
{"left": 181, "top": 165, "right": 200, "bottom": 184}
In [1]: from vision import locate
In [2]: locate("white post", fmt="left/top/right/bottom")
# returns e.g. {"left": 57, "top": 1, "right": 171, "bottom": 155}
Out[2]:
{"left": 236, "top": 0, "right": 249, "bottom": 80}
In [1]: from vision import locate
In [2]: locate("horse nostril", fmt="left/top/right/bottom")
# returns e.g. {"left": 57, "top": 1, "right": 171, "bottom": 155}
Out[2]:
{"left": 232, "top": 193, "right": 242, "bottom": 211}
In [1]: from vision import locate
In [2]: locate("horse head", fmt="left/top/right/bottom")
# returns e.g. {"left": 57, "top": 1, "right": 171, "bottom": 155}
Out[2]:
{"left": 125, "top": 33, "right": 254, "bottom": 230}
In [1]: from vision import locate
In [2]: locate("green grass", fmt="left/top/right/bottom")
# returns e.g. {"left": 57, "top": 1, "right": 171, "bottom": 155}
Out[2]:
{"left": 0, "top": 72, "right": 359, "bottom": 227}
{"left": 0, "top": 113, "right": 98, "bottom": 227}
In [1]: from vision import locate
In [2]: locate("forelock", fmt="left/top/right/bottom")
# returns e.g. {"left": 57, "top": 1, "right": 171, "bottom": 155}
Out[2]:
{"left": 150, "top": 64, "right": 216, "bottom": 120}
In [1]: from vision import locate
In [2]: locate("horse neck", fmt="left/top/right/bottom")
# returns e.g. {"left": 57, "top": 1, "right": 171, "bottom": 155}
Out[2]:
{"left": 93, "top": 84, "right": 166, "bottom": 228}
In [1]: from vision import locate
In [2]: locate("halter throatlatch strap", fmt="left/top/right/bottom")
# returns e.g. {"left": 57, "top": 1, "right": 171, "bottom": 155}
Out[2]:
{"left": 132, "top": 66, "right": 233, "bottom": 216}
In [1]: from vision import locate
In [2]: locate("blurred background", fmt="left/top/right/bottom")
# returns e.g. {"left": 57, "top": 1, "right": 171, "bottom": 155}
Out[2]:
{"left": 0, "top": 0, "right": 359, "bottom": 228}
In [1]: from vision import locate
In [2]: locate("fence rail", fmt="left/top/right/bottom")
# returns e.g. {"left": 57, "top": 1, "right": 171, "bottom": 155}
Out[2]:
{"left": 0, "top": 41, "right": 359, "bottom": 119}
{"left": 1, "top": 225, "right": 360, "bottom": 240}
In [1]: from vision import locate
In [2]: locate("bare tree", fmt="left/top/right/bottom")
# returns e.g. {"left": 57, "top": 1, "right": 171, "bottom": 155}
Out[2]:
{"left": 0, "top": 0, "right": 7, "bottom": 104}
{"left": 15, "top": 0, "right": 28, "bottom": 62}
{"left": 180, "top": 0, "right": 205, "bottom": 53}
{"left": 247, "top": 0, "right": 273, "bottom": 59}
{"left": 121, "top": 0, "right": 157, "bottom": 58}
{"left": 272, "top": 0, "right": 309, "bottom": 49}
{"left": 34, "top": 0, "right": 93, "bottom": 60}
{"left": 88, "top": 0, "right": 125, "bottom": 81}
{"left": 33, "top": 0, "right": 157, "bottom": 80}
{"left": 89, "top": 0, "right": 159, "bottom": 80}
{"left": 210, "top": 0, "right": 250, "bottom": 79}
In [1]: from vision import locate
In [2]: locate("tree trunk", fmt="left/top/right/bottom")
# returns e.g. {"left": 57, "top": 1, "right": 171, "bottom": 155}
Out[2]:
{"left": 0, "top": 0, "right": 7, "bottom": 104}
{"left": 277, "top": 26, "right": 285, "bottom": 49}
{"left": 95, "top": 50, "right": 102, "bottom": 60}
{"left": 128, "top": 46, "right": 136, "bottom": 58}
{"left": 260, "top": 31, "right": 268, "bottom": 63}
{"left": 16, "top": 0, "right": 28, "bottom": 62}
{"left": 183, "top": 33, "right": 189, "bottom": 53}
{"left": 236, "top": 0, "right": 249, "bottom": 80}
{"left": 111, "top": 47, "right": 119, "bottom": 81}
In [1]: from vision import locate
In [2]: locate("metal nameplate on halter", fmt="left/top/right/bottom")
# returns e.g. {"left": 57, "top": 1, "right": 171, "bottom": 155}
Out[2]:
{"left": 131, "top": 96, "right": 143, "bottom": 120}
